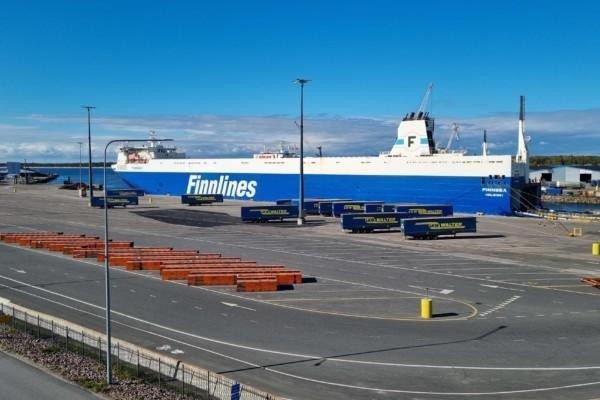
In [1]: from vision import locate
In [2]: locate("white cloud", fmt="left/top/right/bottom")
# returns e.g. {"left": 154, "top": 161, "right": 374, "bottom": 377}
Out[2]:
{"left": 6, "top": 108, "right": 600, "bottom": 162}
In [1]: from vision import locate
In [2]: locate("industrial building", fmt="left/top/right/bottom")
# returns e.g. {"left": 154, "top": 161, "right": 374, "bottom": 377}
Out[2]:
{"left": 530, "top": 166, "right": 600, "bottom": 186}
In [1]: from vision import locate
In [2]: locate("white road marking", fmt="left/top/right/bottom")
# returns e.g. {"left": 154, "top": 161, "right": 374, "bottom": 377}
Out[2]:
{"left": 171, "top": 349, "right": 184, "bottom": 355}
{"left": 221, "top": 301, "right": 256, "bottom": 312}
{"left": 9, "top": 268, "right": 26, "bottom": 274}
{"left": 480, "top": 284, "right": 525, "bottom": 292}
{"left": 0, "top": 274, "right": 597, "bottom": 372}
{"left": 268, "top": 368, "right": 600, "bottom": 396}
{"left": 408, "top": 285, "right": 454, "bottom": 295}
{"left": 156, "top": 344, "right": 171, "bottom": 351}
{"left": 479, "top": 296, "right": 521, "bottom": 317}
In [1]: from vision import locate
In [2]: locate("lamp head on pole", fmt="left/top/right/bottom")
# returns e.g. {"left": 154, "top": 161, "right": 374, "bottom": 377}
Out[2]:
{"left": 293, "top": 78, "right": 311, "bottom": 86}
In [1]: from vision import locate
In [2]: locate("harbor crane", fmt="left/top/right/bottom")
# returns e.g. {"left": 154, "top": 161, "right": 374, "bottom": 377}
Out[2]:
{"left": 417, "top": 82, "right": 433, "bottom": 113}
{"left": 446, "top": 122, "right": 459, "bottom": 151}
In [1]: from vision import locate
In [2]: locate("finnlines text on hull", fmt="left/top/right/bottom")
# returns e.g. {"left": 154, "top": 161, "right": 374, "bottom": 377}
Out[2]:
{"left": 187, "top": 174, "right": 257, "bottom": 198}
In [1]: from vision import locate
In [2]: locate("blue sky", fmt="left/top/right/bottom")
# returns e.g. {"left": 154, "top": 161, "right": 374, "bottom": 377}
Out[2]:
{"left": 1, "top": 1, "right": 599, "bottom": 161}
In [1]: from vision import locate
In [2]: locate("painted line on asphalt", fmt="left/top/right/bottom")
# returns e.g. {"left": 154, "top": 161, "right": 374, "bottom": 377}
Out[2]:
{"left": 265, "top": 296, "right": 416, "bottom": 302}
{"left": 479, "top": 296, "right": 521, "bottom": 317}
{"left": 3, "top": 221, "right": 594, "bottom": 301}
{"left": 268, "top": 368, "right": 600, "bottom": 396}
{"left": 0, "top": 242, "right": 474, "bottom": 321}
{"left": 0, "top": 274, "right": 599, "bottom": 372}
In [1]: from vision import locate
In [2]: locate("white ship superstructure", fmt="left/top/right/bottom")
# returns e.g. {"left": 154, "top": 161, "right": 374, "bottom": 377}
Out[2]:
{"left": 113, "top": 97, "right": 538, "bottom": 215}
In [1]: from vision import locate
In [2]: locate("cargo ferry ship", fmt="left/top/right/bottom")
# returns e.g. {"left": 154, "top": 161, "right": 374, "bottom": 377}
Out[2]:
{"left": 112, "top": 97, "right": 540, "bottom": 215}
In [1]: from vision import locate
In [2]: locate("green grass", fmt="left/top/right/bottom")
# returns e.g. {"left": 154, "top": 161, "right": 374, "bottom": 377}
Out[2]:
{"left": 77, "top": 378, "right": 109, "bottom": 393}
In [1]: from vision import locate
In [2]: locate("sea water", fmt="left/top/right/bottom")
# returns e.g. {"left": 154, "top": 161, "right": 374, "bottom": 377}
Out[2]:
{"left": 35, "top": 167, "right": 133, "bottom": 189}
{"left": 542, "top": 201, "right": 600, "bottom": 213}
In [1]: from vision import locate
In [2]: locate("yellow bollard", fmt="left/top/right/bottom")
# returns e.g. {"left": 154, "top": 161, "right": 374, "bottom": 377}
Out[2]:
{"left": 148, "top": 196, "right": 152, "bottom": 204}
{"left": 11, "top": 186, "right": 16, "bottom": 193}
{"left": 421, "top": 298, "right": 432, "bottom": 319}
{"left": 593, "top": 242, "right": 600, "bottom": 256}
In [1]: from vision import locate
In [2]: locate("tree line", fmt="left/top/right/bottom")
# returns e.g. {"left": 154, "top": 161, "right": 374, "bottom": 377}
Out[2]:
{"left": 529, "top": 155, "right": 600, "bottom": 168}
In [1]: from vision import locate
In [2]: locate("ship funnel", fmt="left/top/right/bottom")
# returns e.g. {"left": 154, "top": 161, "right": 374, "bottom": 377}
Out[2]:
{"left": 482, "top": 129, "right": 488, "bottom": 156}
{"left": 516, "top": 95, "right": 529, "bottom": 163}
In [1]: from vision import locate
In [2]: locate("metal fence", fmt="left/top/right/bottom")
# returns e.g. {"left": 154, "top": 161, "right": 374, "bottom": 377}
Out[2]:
{"left": 0, "top": 303, "right": 280, "bottom": 400}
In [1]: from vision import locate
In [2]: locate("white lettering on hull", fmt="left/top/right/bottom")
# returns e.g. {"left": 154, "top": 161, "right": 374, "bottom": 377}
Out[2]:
{"left": 187, "top": 175, "right": 257, "bottom": 198}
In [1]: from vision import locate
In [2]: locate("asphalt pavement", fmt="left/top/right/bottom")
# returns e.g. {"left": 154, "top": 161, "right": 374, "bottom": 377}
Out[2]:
{"left": 0, "top": 351, "right": 99, "bottom": 400}
{"left": 1, "top": 185, "right": 600, "bottom": 399}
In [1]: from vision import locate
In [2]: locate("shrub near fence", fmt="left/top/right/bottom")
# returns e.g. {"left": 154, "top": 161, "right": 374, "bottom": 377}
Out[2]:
{"left": 0, "top": 302, "right": 280, "bottom": 400}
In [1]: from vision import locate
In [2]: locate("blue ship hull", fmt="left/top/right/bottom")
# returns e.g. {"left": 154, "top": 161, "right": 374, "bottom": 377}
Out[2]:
{"left": 117, "top": 171, "right": 520, "bottom": 215}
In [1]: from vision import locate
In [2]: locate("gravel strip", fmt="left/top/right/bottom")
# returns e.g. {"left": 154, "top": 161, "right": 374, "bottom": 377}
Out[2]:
{"left": 0, "top": 325, "right": 198, "bottom": 400}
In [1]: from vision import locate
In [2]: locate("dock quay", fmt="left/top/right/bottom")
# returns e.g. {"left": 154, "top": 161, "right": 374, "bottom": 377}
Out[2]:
{"left": 1, "top": 185, "right": 600, "bottom": 400}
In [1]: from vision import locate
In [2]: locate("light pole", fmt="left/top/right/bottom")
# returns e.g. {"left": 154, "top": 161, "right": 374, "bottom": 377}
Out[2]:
{"left": 77, "top": 141, "right": 83, "bottom": 191}
{"left": 82, "top": 106, "right": 95, "bottom": 203}
{"left": 293, "top": 78, "right": 310, "bottom": 225}
{"left": 102, "top": 138, "right": 172, "bottom": 384}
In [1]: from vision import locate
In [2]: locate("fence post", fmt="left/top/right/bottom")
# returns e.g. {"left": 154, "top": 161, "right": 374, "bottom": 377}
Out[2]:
{"left": 136, "top": 350, "right": 140, "bottom": 377}
{"left": 12, "top": 306, "right": 15, "bottom": 329}
{"left": 24, "top": 311, "right": 27, "bottom": 333}
{"left": 116, "top": 343, "right": 120, "bottom": 371}
{"left": 208, "top": 370, "right": 211, "bottom": 400}
{"left": 189, "top": 370, "right": 195, "bottom": 397}
{"left": 65, "top": 327, "right": 69, "bottom": 351}
{"left": 37, "top": 315, "right": 40, "bottom": 338}
{"left": 51, "top": 320, "right": 54, "bottom": 343}
{"left": 181, "top": 364, "right": 185, "bottom": 396}
{"left": 158, "top": 358, "right": 161, "bottom": 388}
{"left": 98, "top": 337, "right": 102, "bottom": 362}
{"left": 81, "top": 331, "right": 85, "bottom": 357}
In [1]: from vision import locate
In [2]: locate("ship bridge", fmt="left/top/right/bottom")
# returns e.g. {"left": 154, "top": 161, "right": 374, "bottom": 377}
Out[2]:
{"left": 117, "top": 139, "right": 186, "bottom": 164}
